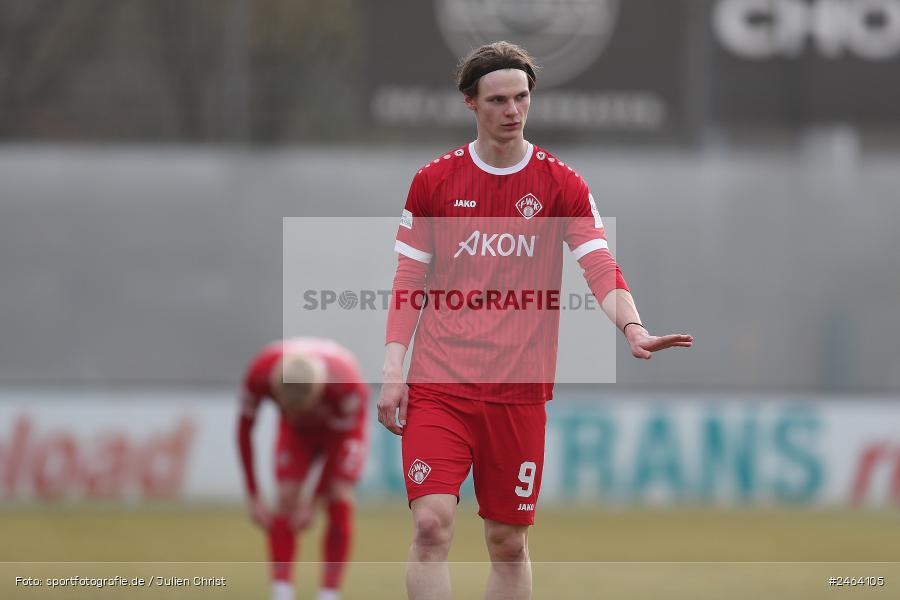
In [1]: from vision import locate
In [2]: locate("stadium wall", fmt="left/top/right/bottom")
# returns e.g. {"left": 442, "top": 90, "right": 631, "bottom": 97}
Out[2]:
{"left": 2, "top": 146, "right": 900, "bottom": 392}
{"left": 1, "top": 388, "right": 897, "bottom": 507}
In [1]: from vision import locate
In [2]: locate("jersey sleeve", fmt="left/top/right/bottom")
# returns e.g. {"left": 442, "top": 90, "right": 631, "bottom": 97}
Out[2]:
{"left": 385, "top": 254, "right": 428, "bottom": 347}
{"left": 236, "top": 354, "right": 270, "bottom": 499}
{"left": 562, "top": 173, "right": 609, "bottom": 258}
{"left": 562, "top": 173, "right": 629, "bottom": 303}
{"left": 239, "top": 353, "right": 270, "bottom": 423}
{"left": 394, "top": 171, "right": 434, "bottom": 264}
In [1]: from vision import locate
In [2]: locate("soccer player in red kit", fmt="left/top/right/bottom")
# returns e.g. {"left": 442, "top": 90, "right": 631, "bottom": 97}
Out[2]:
{"left": 378, "top": 42, "right": 693, "bottom": 599}
{"left": 238, "top": 338, "right": 368, "bottom": 600}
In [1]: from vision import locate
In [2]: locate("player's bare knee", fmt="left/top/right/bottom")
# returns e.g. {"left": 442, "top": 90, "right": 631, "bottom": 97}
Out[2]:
{"left": 275, "top": 482, "right": 301, "bottom": 516}
{"left": 274, "top": 498, "right": 293, "bottom": 517}
{"left": 485, "top": 527, "right": 528, "bottom": 563}
{"left": 412, "top": 511, "right": 453, "bottom": 551}
{"left": 326, "top": 480, "right": 355, "bottom": 504}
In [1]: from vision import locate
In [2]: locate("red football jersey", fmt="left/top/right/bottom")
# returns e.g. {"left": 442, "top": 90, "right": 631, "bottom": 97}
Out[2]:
{"left": 394, "top": 142, "right": 614, "bottom": 403}
{"left": 240, "top": 338, "right": 368, "bottom": 433}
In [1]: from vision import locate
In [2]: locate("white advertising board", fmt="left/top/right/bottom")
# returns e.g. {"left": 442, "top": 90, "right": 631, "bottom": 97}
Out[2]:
{"left": 1, "top": 389, "right": 897, "bottom": 506}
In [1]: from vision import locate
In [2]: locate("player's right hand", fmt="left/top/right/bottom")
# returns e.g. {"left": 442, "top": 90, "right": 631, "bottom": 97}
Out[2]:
{"left": 248, "top": 496, "right": 272, "bottom": 530}
{"left": 377, "top": 378, "right": 408, "bottom": 436}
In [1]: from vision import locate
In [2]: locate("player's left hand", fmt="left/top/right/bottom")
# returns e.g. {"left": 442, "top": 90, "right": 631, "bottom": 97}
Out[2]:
{"left": 626, "top": 326, "right": 693, "bottom": 360}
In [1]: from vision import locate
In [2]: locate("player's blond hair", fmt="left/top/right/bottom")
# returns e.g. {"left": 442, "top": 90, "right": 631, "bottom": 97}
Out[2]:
{"left": 271, "top": 353, "right": 325, "bottom": 414}
{"left": 455, "top": 41, "right": 540, "bottom": 98}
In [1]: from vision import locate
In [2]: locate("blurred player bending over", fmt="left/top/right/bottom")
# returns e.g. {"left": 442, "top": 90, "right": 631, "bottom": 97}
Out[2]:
{"left": 238, "top": 338, "right": 368, "bottom": 600}
{"left": 379, "top": 42, "right": 693, "bottom": 599}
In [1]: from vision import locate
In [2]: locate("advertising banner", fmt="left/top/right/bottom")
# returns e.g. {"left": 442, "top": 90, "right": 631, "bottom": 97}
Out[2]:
{"left": 1, "top": 390, "right": 897, "bottom": 506}
{"left": 366, "top": 0, "right": 688, "bottom": 137}
{"left": 709, "top": 0, "right": 900, "bottom": 125}
{"left": 365, "top": 0, "right": 900, "bottom": 135}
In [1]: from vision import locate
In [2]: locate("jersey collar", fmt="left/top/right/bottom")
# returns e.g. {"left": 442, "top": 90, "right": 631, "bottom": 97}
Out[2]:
{"left": 468, "top": 141, "right": 533, "bottom": 176}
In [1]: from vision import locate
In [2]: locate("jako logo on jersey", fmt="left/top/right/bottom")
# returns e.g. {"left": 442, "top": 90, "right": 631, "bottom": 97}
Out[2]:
{"left": 453, "top": 199, "right": 477, "bottom": 208}
{"left": 517, "top": 503, "right": 535, "bottom": 511}
{"left": 454, "top": 231, "right": 537, "bottom": 258}
{"left": 516, "top": 194, "right": 543, "bottom": 220}
{"left": 408, "top": 459, "right": 432, "bottom": 485}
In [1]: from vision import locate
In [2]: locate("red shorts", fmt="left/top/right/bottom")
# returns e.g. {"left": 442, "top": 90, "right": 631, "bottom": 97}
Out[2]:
{"left": 402, "top": 386, "right": 547, "bottom": 526}
{"left": 275, "top": 419, "right": 367, "bottom": 496}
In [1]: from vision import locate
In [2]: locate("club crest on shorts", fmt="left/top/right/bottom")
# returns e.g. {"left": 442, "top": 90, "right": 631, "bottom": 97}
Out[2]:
{"left": 516, "top": 194, "right": 543, "bottom": 220}
{"left": 407, "top": 459, "right": 432, "bottom": 485}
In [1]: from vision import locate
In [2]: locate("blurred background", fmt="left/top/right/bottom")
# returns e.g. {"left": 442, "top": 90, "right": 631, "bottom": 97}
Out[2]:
{"left": 1, "top": 1, "right": 899, "bottom": 598}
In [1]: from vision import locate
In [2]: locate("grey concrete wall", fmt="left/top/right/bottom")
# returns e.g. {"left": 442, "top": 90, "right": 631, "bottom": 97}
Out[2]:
{"left": 1, "top": 144, "right": 898, "bottom": 391}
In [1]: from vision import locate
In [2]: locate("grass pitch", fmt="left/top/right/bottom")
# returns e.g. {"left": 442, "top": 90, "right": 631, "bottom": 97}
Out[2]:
{"left": 1, "top": 503, "right": 897, "bottom": 598}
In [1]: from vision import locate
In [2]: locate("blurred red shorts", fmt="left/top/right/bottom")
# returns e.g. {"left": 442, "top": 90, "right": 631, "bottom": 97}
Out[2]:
{"left": 275, "top": 418, "right": 367, "bottom": 496}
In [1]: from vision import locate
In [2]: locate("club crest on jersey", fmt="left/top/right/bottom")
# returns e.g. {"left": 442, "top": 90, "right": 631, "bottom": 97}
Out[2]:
{"left": 516, "top": 194, "right": 543, "bottom": 220}
{"left": 408, "top": 459, "right": 432, "bottom": 485}
{"left": 453, "top": 199, "right": 477, "bottom": 208}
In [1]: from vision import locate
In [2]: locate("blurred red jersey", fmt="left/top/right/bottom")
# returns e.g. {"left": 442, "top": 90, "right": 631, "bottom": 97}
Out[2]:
{"left": 237, "top": 338, "right": 368, "bottom": 497}
{"left": 393, "top": 142, "right": 620, "bottom": 403}
{"left": 240, "top": 338, "right": 368, "bottom": 433}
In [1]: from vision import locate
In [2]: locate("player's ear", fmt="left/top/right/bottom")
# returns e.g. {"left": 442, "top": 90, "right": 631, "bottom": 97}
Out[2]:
{"left": 463, "top": 94, "right": 477, "bottom": 112}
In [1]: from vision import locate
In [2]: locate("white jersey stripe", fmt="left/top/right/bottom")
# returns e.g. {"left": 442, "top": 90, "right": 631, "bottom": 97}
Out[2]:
{"left": 571, "top": 238, "right": 609, "bottom": 260}
{"left": 395, "top": 240, "right": 433, "bottom": 264}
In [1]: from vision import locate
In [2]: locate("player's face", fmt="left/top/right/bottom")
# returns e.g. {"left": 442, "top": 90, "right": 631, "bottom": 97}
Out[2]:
{"left": 466, "top": 69, "right": 530, "bottom": 142}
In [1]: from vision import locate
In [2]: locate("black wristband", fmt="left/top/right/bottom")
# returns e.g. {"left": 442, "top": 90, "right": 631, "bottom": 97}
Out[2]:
{"left": 623, "top": 322, "right": 645, "bottom": 334}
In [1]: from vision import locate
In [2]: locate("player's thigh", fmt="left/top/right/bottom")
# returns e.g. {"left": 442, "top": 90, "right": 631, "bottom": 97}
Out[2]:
{"left": 316, "top": 432, "right": 367, "bottom": 497}
{"left": 274, "top": 420, "right": 317, "bottom": 487}
{"left": 472, "top": 402, "right": 547, "bottom": 526}
{"left": 402, "top": 391, "right": 474, "bottom": 504}
{"left": 275, "top": 478, "right": 304, "bottom": 515}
